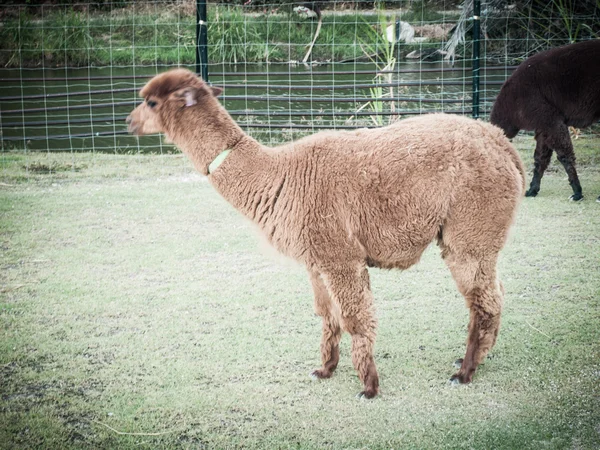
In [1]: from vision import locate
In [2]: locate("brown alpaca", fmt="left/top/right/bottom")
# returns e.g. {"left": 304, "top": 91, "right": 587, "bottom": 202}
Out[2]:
{"left": 127, "top": 69, "right": 525, "bottom": 399}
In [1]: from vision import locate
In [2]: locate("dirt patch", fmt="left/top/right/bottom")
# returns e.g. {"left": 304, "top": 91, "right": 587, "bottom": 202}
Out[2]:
{"left": 25, "top": 161, "right": 88, "bottom": 174}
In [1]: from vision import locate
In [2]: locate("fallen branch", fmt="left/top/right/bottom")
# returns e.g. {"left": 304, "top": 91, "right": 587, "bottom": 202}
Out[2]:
{"left": 302, "top": 17, "right": 322, "bottom": 64}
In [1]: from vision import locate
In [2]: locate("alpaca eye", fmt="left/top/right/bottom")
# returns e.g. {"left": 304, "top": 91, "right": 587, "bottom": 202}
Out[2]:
{"left": 147, "top": 100, "right": 157, "bottom": 108}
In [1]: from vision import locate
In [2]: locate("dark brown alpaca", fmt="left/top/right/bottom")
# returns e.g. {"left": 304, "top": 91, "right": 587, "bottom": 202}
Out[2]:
{"left": 490, "top": 40, "right": 600, "bottom": 201}
{"left": 127, "top": 69, "right": 525, "bottom": 398}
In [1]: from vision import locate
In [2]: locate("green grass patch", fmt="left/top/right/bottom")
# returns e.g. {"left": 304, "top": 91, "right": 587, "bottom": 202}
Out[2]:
{"left": 1, "top": 137, "right": 599, "bottom": 448}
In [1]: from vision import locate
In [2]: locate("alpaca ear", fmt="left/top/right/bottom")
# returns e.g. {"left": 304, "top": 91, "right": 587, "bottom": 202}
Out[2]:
{"left": 172, "top": 87, "right": 198, "bottom": 107}
{"left": 210, "top": 86, "right": 223, "bottom": 97}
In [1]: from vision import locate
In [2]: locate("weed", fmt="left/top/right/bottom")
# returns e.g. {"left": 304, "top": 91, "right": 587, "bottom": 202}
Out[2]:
{"left": 354, "top": 11, "right": 399, "bottom": 126}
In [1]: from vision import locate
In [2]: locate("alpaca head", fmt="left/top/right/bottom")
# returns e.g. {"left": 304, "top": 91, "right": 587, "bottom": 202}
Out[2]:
{"left": 126, "top": 68, "right": 223, "bottom": 136}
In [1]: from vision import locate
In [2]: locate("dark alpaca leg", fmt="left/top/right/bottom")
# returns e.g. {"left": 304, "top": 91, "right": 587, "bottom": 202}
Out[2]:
{"left": 321, "top": 265, "right": 379, "bottom": 399}
{"left": 309, "top": 270, "right": 342, "bottom": 379}
{"left": 443, "top": 253, "right": 503, "bottom": 384}
{"left": 537, "top": 123, "right": 582, "bottom": 200}
{"left": 526, "top": 132, "right": 553, "bottom": 197}
{"left": 550, "top": 128, "right": 582, "bottom": 201}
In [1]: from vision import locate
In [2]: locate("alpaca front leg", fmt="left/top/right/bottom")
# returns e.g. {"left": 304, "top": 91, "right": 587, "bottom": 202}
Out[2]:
{"left": 348, "top": 316, "right": 379, "bottom": 399}
{"left": 312, "top": 316, "right": 341, "bottom": 379}
{"left": 322, "top": 266, "right": 379, "bottom": 399}
{"left": 309, "top": 270, "right": 341, "bottom": 379}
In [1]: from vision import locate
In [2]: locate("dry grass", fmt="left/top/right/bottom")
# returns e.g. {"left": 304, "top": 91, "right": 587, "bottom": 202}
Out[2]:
{"left": 1, "top": 136, "right": 599, "bottom": 449}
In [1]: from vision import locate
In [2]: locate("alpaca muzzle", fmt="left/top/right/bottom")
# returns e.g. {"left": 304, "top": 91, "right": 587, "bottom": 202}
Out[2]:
{"left": 126, "top": 115, "right": 140, "bottom": 135}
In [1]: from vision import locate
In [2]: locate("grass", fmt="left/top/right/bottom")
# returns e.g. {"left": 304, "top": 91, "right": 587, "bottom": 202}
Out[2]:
{"left": 0, "top": 5, "right": 453, "bottom": 67}
{"left": 1, "top": 136, "right": 600, "bottom": 449}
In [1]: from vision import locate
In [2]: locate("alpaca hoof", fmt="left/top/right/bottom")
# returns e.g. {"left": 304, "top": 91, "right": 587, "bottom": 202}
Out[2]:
{"left": 569, "top": 193, "right": 583, "bottom": 201}
{"left": 449, "top": 371, "right": 472, "bottom": 385}
{"left": 596, "top": 196, "right": 600, "bottom": 203}
{"left": 310, "top": 369, "right": 332, "bottom": 380}
{"left": 525, "top": 189, "right": 538, "bottom": 197}
{"left": 356, "top": 389, "right": 377, "bottom": 400}
{"left": 453, "top": 358, "right": 463, "bottom": 369}
{"left": 448, "top": 377, "right": 462, "bottom": 386}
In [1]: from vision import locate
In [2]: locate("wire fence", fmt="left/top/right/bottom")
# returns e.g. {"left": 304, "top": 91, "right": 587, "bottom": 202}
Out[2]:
{"left": 1, "top": 0, "right": 599, "bottom": 155}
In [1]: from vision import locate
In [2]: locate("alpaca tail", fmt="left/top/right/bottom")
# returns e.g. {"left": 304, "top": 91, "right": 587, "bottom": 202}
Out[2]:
{"left": 487, "top": 121, "right": 527, "bottom": 196}
{"left": 512, "top": 147, "right": 527, "bottom": 196}
{"left": 501, "top": 134, "right": 526, "bottom": 196}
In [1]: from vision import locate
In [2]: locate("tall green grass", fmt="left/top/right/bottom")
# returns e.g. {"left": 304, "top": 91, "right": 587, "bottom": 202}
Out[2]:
{"left": 0, "top": 10, "right": 97, "bottom": 67}
{"left": 0, "top": 6, "right": 453, "bottom": 67}
{"left": 525, "top": 0, "right": 600, "bottom": 46}
{"left": 0, "top": 9, "right": 196, "bottom": 67}
{"left": 209, "top": 7, "right": 282, "bottom": 64}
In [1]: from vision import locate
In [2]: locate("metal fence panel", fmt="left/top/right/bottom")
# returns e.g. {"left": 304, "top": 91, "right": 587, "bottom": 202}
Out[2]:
{"left": 1, "top": 0, "right": 598, "bottom": 153}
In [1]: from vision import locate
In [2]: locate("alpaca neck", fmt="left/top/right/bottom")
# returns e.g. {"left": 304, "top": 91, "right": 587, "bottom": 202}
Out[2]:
{"left": 165, "top": 101, "right": 246, "bottom": 176}
{"left": 208, "top": 135, "right": 282, "bottom": 225}
{"left": 166, "top": 103, "right": 283, "bottom": 227}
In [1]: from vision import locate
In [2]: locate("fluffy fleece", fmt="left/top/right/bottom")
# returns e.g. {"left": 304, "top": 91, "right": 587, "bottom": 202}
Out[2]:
{"left": 490, "top": 39, "right": 600, "bottom": 201}
{"left": 127, "top": 68, "right": 525, "bottom": 398}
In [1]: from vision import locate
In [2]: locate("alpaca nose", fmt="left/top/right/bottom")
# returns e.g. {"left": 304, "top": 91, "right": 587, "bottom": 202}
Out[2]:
{"left": 126, "top": 115, "right": 138, "bottom": 134}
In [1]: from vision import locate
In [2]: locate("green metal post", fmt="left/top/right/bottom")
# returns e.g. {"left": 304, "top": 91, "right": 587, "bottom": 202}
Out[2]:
{"left": 196, "top": 0, "right": 208, "bottom": 82}
{"left": 472, "top": 0, "right": 481, "bottom": 119}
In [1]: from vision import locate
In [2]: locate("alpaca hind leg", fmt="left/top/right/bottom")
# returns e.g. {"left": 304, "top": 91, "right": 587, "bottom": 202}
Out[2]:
{"left": 549, "top": 126, "right": 582, "bottom": 200}
{"left": 526, "top": 133, "right": 553, "bottom": 197}
{"left": 451, "top": 298, "right": 502, "bottom": 384}
{"left": 444, "top": 253, "right": 503, "bottom": 384}
{"left": 321, "top": 265, "right": 379, "bottom": 398}
{"left": 309, "top": 270, "right": 342, "bottom": 379}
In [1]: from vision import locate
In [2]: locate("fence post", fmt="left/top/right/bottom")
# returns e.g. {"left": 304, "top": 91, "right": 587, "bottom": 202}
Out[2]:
{"left": 472, "top": 0, "right": 481, "bottom": 119}
{"left": 196, "top": 0, "right": 209, "bottom": 82}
